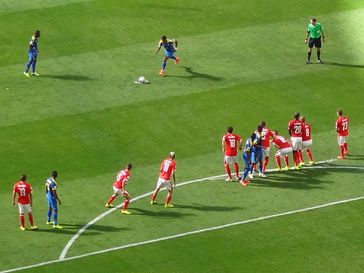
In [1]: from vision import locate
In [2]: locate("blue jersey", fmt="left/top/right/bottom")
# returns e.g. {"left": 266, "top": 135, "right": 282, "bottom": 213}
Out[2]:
{"left": 29, "top": 35, "right": 39, "bottom": 54}
{"left": 252, "top": 132, "right": 263, "bottom": 152}
{"left": 46, "top": 177, "right": 57, "bottom": 199}
{"left": 244, "top": 138, "right": 253, "bottom": 155}
{"left": 159, "top": 39, "right": 176, "bottom": 53}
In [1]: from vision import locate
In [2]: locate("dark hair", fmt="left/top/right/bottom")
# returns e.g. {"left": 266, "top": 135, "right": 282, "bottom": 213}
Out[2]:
{"left": 311, "top": 18, "right": 317, "bottom": 21}
{"left": 257, "top": 124, "right": 263, "bottom": 132}
{"left": 250, "top": 133, "right": 256, "bottom": 141}
{"left": 52, "top": 170, "right": 58, "bottom": 178}
{"left": 20, "top": 174, "right": 27, "bottom": 181}
{"left": 294, "top": 112, "right": 300, "bottom": 120}
{"left": 161, "top": 35, "right": 167, "bottom": 40}
{"left": 127, "top": 163, "right": 133, "bottom": 170}
{"left": 337, "top": 110, "right": 343, "bottom": 116}
{"left": 260, "top": 121, "right": 266, "bottom": 127}
{"left": 227, "top": 126, "right": 233, "bottom": 133}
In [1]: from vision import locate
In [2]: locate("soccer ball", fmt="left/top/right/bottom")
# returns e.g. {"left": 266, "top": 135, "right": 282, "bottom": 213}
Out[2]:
{"left": 138, "top": 76, "right": 146, "bottom": 83}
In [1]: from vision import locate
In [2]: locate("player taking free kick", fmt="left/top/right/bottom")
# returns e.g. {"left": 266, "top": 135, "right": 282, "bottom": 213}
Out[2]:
{"left": 106, "top": 163, "right": 133, "bottom": 215}
{"left": 155, "top": 35, "right": 180, "bottom": 76}
{"left": 222, "top": 126, "right": 243, "bottom": 181}
{"left": 151, "top": 152, "right": 177, "bottom": 208}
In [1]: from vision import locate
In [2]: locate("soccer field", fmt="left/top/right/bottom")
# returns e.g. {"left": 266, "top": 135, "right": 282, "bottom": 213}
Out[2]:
{"left": 0, "top": 0, "right": 364, "bottom": 272}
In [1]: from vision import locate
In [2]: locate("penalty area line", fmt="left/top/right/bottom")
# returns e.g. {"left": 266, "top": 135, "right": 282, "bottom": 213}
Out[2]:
{"left": 1, "top": 194, "right": 363, "bottom": 273}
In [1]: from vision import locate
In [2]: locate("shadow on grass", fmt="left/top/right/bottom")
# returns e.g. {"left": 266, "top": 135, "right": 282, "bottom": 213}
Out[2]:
{"left": 346, "top": 154, "right": 364, "bottom": 160}
{"left": 40, "top": 74, "right": 94, "bottom": 81}
{"left": 34, "top": 223, "right": 127, "bottom": 235}
{"left": 165, "top": 66, "right": 223, "bottom": 81}
{"left": 324, "top": 62, "right": 364, "bottom": 69}
{"left": 131, "top": 207, "right": 194, "bottom": 218}
{"left": 174, "top": 203, "right": 243, "bottom": 212}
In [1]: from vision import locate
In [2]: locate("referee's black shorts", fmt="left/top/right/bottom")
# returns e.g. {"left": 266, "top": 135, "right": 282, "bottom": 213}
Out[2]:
{"left": 308, "top": 37, "right": 321, "bottom": 48}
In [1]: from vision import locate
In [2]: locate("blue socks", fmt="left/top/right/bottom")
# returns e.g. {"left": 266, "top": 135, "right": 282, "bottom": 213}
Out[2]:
{"left": 162, "top": 61, "right": 167, "bottom": 70}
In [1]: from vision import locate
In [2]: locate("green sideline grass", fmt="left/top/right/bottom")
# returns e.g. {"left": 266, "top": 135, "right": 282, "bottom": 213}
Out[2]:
{"left": 0, "top": 0, "right": 364, "bottom": 272}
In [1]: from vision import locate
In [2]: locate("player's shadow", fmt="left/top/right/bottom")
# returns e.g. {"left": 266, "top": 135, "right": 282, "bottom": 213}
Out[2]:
{"left": 40, "top": 74, "right": 94, "bottom": 81}
{"left": 324, "top": 61, "right": 364, "bottom": 69}
{"left": 165, "top": 66, "right": 223, "bottom": 81}
{"left": 346, "top": 154, "right": 364, "bottom": 160}
{"left": 35, "top": 223, "right": 127, "bottom": 235}
{"left": 174, "top": 203, "right": 243, "bottom": 212}
{"left": 131, "top": 207, "right": 194, "bottom": 218}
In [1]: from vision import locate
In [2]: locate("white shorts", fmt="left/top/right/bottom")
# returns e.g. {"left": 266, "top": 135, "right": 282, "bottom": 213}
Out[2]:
{"left": 262, "top": 147, "right": 270, "bottom": 158}
{"left": 18, "top": 203, "right": 31, "bottom": 214}
{"left": 276, "top": 147, "right": 293, "bottom": 157}
{"left": 224, "top": 155, "right": 238, "bottom": 165}
{"left": 156, "top": 178, "right": 173, "bottom": 191}
{"left": 302, "top": 139, "right": 312, "bottom": 149}
{"left": 290, "top": 137, "right": 302, "bottom": 151}
{"left": 338, "top": 136, "right": 346, "bottom": 145}
{"left": 113, "top": 186, "right": 129, "bottom": 196}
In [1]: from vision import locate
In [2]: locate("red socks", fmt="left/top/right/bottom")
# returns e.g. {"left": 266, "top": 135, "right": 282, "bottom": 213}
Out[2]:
{"left": 166, "top": 193, "right": 172, "bottom": 205}
{"left": 107, "top": 195, "right": 116, "bottom": 205}
{"left": 263, "top": 157, "right": 269, "bottom": 172}
{"left": 284, "top": 156, "right": 289, "bottom": 167}
{"left": 275, "top": 156, "right": 281, "bottom": 169}
{"left": 233, "top": 163, "right": 239, "bottom": 178}
{"left": 339, "top": 145, "right": 345, "bottom": 158}
{"left": 122, "top": 200, "right": 130, "bottom": 210}
{"left": 28, "top": 213, "right": 34, "bottom": 226}
{"left": 225, "top": 164, "right": 232, "bottom": 179}
{"left": 20, "top": 215, "right": 25, "bottom": 228}
{"left": 343, "top": 143, "right": 348, "bottom": 154}
{"left": 306, "top": 149, "right": 313, "bottom": 161}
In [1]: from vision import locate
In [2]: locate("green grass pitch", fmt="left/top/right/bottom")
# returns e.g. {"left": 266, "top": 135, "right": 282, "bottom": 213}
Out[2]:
{"left": 0, "top": 0, "right": 364, "bottom": 272}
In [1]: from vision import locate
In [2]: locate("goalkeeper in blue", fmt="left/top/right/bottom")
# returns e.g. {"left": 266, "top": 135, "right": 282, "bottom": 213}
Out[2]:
{"left": 24, "top": 30, "right": 41, "bottom": 77}
{"left": 155, "top": 35, "right": 180, "bottom": 76}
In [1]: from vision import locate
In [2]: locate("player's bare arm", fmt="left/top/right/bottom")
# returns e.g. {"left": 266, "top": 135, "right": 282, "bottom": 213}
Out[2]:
{"left": 222, "top": 139, "right": 226, "bottom": 153}
{"left": 238, "top": 138, "right": 243, "bottom": 151}
{"left": 155, "top": 46, "right": 161, "bottom": 55}
{"left": 175, "top": 40, "right": 178, "bottom": 49}
{"left": 29, "top": 193, "right": 33, "bottom": 206}
{"left": 12, "top": 191, "right": 16, "bottom": 206}
{"left": 53, "top": 190, "right": 61, "bottom": 205}
{"left": 305, "top": 31, "right": 310, "bottom": 43}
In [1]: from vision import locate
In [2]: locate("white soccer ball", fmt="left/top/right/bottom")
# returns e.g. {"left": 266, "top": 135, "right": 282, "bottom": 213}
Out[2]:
{"left": 138, "top": 76, "right": 146, "bottom": 83}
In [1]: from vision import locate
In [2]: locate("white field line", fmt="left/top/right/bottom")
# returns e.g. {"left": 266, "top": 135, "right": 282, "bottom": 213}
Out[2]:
{"left": 2, "top": 195, "right": 363, "bottom": 273}
{"left": 59, "top": 158, "right": 336, "bottom": 260}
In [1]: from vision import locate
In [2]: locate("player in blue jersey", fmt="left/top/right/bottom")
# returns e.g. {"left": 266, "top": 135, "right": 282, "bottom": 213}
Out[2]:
{"left": 45, "top": 171, "right": 62, "bottom": 229}
{"left": 155, "top": 35, "right": 180, "bottom": 76}
{"left": 24, "top": 30, "right": 41, "bottom": 78}
{"left": 249, "top": 125, "right": 266, "bottom": 179}
{"left": 240, "top": 134, "right": 255, "bottom": 186}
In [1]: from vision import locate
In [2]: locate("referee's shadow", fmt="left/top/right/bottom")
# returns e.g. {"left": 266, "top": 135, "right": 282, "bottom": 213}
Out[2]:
{"left": 324, "top": 61, "right": 364, "bottom": 69}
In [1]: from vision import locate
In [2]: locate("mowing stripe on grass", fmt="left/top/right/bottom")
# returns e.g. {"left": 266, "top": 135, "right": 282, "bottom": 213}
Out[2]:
{"left": 1, "top": 194, "right": 363, "bottom": 273}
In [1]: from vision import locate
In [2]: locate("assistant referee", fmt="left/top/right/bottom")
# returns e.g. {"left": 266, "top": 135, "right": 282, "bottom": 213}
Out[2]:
{"left": 305, "top": 17, "right": 325, "bottom": 64}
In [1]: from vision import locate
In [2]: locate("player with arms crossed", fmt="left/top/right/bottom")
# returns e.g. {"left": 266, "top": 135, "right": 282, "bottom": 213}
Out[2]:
{"left": 305, "top": 17, "right": 325, "bottom": 64}
{"left": 45, "top": 171, "right": 63, "bottom": 229}
{"left": 260, "top": 121, "right": 274, "bottom": 174}
{"left": 12, "top": 174, "right": 37, "bottom": 231}
{"left": 24, "top": 30, "right": 41, "bottom": 77}
{"left": 272, "top": 131, "right": 292, "bottom": 170}
{"left": 222, "top": 126, "right": 243, "bottom": 181}
{"left": 155, "top": 35, "right": 180, "bottom": 76}
{"left": 151, "top": 152, "right": 177, "bottom": 208}
{"left": 288, "top": 112, "right": 303, "bottom": 169}
{"left": 298, "top": 116, "right": 314, "bottom": 164}
{"left": 336, "top": 110, "right": 349, "bottom": 159}
{"left": 106, "top": 163, "right": 133, "bottom": 215}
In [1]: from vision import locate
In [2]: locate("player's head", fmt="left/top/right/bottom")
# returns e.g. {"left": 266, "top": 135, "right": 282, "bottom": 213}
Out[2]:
{"left": 161, "top": 35, "right": 167, "bottom": 43}
{"left": 227, "top": 126, "right": 233, "bottom": 133}
{"left": 294, "top": 112, "right": 300, "bottom": 120}
{"left": 51, "top": 170, "right": 58, "bottom": 178}
{"left": 300, "top": 116, "right": 306, "bottom": 123}
{"left": 169, "top": 152, "right": 176, "bottom": 159}
{"left": 250, "top": 133, "right": 256, "bottom": 141}
{"left": 126, "top": 163, "right": 133, "bottom": 170}
{"left": 20, "top": 174, "right": 27, "bottom": 181}
{"left": 35, "top": 30, "right": 41, "bottom": 38}
{"left": 311, "top": 17, "right": 317, "bottom": 25}
{"left": 337, "top": 110, "right": 343, "bottom": 116}
{"left": 257, "top": 124, "right": 263, "bottom": 133}
{"left": 260, "top": 121, "right": 266, "bottom": 127}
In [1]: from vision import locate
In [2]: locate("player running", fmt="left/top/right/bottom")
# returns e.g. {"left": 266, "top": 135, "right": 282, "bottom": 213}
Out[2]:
{"left": 151, "top": 152, "right": 177, "bottom": 208}
{"left": 249, "top": 125, "right": 265, "bottom": 178}
{"left": 240, "top": 134, "right": 255, "bottom": 186}
{"left": 272, "top": 131, "right": 292, "bottom": 170}
{"left": 222, "top": 126, "right": 243, "bottom": 181}
{"left": 45, "top": 171, "right": 63, "bottom": 229}
{"left": 336, "top": 110, "right": 349, "bottom": 159}
{"left": 12, "top": 175, "right": 38, "bottom": 231}
{"left": 305, "top": 17, "right": 325, "bottom": 64}
{"left": 155, "top": 35, "right": 180, "bottom": 76}
{"left": 24, "top": 30, "right": 41, "bottom": 77}
{"left": 288, "top": 112, "right": 303, "bottom": 169}
{"left": 260, "top": 121, "right": 274, "bottom": 174}
{"left": 299, "top": 116, "right": 314, "bottom": 164}
{"left": 106, "top": 163, "right": 133, "bottom": 215}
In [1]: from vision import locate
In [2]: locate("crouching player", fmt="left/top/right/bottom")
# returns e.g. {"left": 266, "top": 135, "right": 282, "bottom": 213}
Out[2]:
{"left": 272, "top": 130, "right": 292, "bottom": 170}
{"left": 106, "top": 163, "right": 133, "bottom": 215}
{"left": 155, "top": 36, "right": 180, "bottom": 76}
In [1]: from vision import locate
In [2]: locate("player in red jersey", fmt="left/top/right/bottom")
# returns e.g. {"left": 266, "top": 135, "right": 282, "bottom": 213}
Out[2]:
{"left": 336, "top": 110, "right": 349, "bottom": 159}
{"left": 151, "top": 152, "right": 177, "bottom": 208}
{"left": 12, "top": 175, "right": 37, "bottom": 231}
{"left": 222, "top": 126, "right": 243, "bottom": 181}
{"left": 260, "top": 121, "right": 274, "bottom": 174}
{"left": 272, "top": 131, "right": 292, "bottom": 170}
{"left": 298, "top": 116, "right": 314, "bottom": 164}
{"left": 288, "top": 112, "right": 303, "bottom": 169}
{"left": 105, "top": 163, "right": 133, "bottom": 215}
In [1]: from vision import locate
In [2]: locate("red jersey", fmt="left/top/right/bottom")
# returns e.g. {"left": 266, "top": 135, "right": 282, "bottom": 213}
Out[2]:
{"left": 288, "top": 119, "right": 303, "bottom": 137}
{"left": 273, "top": 135, "right": 291, "bottom": 149}
{"left": 302, "top": 122, "right": 312, "bottom": 141}
{"left": 336, "top": 116, "right": 349, "bottom": 136}
{"left": 113, "top": 169, "right": 131, "bottom": 189}
{"left": 159, "top": 158, "right": 176, "bottom": 180}
{"left": 261, "top": 127, "right": 273, "bottom": 148}
{"left": 222, "top": 133, "right": 241, "bottom": 156}
{"left": 13, "top": 181, "right": 32, "bottom": 204}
